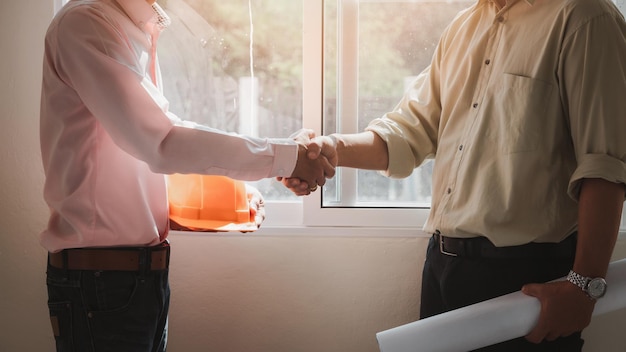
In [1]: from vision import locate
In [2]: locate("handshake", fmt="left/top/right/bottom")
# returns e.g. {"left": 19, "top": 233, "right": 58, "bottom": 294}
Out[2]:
{"left": 279, "top": 129, "right": 340, "bottom": 196}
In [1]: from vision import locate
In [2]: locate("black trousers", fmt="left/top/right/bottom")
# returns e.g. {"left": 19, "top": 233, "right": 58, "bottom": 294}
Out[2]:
{"left": 420, "top": 233, "right": 584, "bottom": 352}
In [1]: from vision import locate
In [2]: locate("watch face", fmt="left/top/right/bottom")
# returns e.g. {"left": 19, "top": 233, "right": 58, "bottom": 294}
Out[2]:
{"left": 587, "top": 278, "right": 607, "bottom": 299}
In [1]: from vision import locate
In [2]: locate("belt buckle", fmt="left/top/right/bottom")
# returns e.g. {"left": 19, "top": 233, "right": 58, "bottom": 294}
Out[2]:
{"left": 439, "top": 234, "right": 458, "bottom": 257}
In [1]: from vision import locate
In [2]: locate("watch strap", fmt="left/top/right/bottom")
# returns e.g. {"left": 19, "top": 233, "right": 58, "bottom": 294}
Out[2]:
{"left": 566, "top": 270, "right": 607, "bottom": 300}
{"left": 566, "top": 270, "right": 589, "bottom": 291}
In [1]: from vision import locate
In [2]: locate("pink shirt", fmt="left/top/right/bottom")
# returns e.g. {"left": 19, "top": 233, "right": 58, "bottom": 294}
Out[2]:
{"left": 40, "top": 0, "right": 297, "bottom": 252}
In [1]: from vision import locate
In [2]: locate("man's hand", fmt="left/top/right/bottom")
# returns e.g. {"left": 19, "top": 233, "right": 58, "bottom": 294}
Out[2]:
{"left": 246, "top": 183, "right": 265, "bottom": 229}
{"left": 277, "top": 130, "right": 339, "bottom": 196}
{"left": 306, "top": 135, "right": 339, "bottom": 168}
{"left": 523, "top": 178, "right": 623, "bottom": 343}
{"left": 522, "top": 280, "right": 595, "bottom": 343}
{"left": 289, "top": 141, "right": 336, "bottom": 191}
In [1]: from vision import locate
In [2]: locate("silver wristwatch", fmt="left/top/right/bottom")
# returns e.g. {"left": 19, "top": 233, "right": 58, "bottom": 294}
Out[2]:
{"left": 566, "top": 270, "right": 607, "bottom": 300}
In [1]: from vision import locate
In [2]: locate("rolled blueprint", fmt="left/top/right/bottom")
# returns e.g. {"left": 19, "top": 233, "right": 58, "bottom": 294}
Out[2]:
{"left": 376, "top": 258, "right": 626, "bottom": 352}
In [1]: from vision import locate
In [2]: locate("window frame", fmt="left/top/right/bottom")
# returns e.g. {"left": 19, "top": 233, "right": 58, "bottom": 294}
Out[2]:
{"left": 296, "top": 0, "right": 429, "bottom": 229}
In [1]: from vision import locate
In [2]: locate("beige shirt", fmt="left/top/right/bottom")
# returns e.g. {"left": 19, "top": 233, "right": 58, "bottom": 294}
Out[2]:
{"left": 367, "top": 0, "right": 626, "bottom": 246}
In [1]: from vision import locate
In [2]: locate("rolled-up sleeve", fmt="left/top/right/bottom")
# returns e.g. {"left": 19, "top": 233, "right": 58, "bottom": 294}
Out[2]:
{"left": 366, "top": 66, "right": 440, "bottom": 179}
{"left": 562, "top": 11, "right": 626, "bottom": 199}
{"left": 569, "top": 154, "right": 626, "bottom": 197}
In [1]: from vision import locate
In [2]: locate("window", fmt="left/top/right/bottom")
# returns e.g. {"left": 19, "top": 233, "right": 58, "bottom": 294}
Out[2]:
{"left": 159, "top": 0, "right": 304, "bottom": 204}
{"left": 159, "top": 0, "right": 470, "bottom": 229}
{"left": 321, "top": 0, "right": 471, "bottom": 210}
{"left": 314, "top": 0, "right": 473, "bottom": 228}
{"left": 160, "top": 0, "right": 626, "bottom": 231}
{"left": 158, "top": 0, "right": 318, "bottom": 228}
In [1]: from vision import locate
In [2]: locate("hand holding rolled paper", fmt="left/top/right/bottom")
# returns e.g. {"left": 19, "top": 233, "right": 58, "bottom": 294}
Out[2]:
{"left": 376, "top": 258, "right": 626, "bottom": 352}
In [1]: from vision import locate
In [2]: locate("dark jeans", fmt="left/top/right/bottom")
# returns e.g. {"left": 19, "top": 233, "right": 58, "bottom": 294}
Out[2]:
{"left": 46, "top": 260, "right": 170, "bottom": 352}
{"left": 420, "top": 234, "right": 584, "bottom": 352}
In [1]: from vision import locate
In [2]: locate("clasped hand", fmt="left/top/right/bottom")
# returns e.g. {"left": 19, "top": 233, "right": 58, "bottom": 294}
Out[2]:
{"left": 278, "top": 129, "right": 338, "bottom": 196}
{"left": 522, "top": 280, "right": 595, "bottom": 343}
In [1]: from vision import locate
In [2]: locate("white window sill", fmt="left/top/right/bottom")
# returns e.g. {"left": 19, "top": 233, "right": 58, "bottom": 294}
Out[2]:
{"left": 171, "top": 226, "right": 429, "bottom": 238}
{"left": 171, "top": 228, "right": 626, "bottom": 239}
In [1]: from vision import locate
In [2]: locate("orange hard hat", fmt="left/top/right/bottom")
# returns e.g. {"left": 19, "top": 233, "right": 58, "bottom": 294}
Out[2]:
{"left": 167, "top": 174, "right": 257, "bottom": 232}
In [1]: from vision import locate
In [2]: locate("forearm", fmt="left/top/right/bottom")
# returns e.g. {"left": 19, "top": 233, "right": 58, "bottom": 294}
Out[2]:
{"left": 573, "top": 178, "right": 625, "bottom": 278}
{"left": 330, "top": 131, "right": 389, "bottom": 171}
{"left": 523, "top": 177, "right": 624, "bottom": 343}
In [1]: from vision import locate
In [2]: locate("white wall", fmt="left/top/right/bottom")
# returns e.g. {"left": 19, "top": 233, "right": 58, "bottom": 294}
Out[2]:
{"left": 0, "top": 0, "right": 58, "bottom": 350}
{"left": 0, "top": 1, "right": 624, "bottom": 351}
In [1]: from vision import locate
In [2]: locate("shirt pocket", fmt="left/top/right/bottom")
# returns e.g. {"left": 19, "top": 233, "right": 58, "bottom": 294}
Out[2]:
{"left": 490, "top": 73, "right": 554, "bottom": 153}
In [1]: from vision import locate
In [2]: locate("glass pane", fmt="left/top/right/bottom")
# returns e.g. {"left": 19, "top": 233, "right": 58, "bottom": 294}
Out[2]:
{"left": 159, "top": 0, "right": 303, "bottom": 201}
{"left": 323, "top": 0, "right": 473, "bottom": 207}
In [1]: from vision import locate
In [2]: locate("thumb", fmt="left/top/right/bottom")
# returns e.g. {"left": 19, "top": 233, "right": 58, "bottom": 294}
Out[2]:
{"left": 289, "top": 128, "right": 315, "bottom": 141}
{"left": 521, "top": 283, "right": 542, "bottom": 298}
{"left": 308, "top": 135, "right": 338, "bottom": 164}
{"left": 306, "top": 139, "right": 323, "bottom": 160}
{"left": 320, "top": 139, "right": 338, "bottom": 166}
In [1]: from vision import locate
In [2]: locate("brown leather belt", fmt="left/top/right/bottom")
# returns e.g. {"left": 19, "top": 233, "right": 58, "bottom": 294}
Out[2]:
{"left": 49, "top": 242, "right": 170, "bottom": 271}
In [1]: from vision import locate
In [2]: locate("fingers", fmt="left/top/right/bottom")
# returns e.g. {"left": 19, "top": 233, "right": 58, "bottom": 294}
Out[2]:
{"left": 521, "top": 282, "right": 594, "bottom": 344}
{"left": 253, "top": 205, "right": 265, "bottom": 228}
{"left": 521, "top": 283, "right": 547, "bottom": 343}
{"left": 251, "top": 197, "right": 265, "bottom": 228}
{"left": 290, "top": 143, "right": 334, "bottom": 188}
{"left": 522, "top": 284, "right": 548, "bottom": 343}
{"left": 245, "top": 184, "right": 266, "bottom": 227}
{"left": 309, "top": 136, "right": 338, "bottom": 184}
{"left": 319, "top": 154, "right": 336, "bottom": 179}
{"left": 289, "top": 128, "right": 316, "bottom": 144}
{"left": 280, "top": 132, "right": 339, "bottom": 196}
{"left": 302, "top": 136, "right": 338, "bottom": 185}
{"left": 320, "top": 135, "right": 339, "bottom": 166}
{"left": 306, "top": 141, "right": 322, "bottom": 160}
{"left": 520, "top": 283, "right": 540, "bottom": 298}
{"left": 305, "top": 136, "right": 339, "bottom": 167}
{"left": 280, "top": 176, "right": 313, "bottom": 196}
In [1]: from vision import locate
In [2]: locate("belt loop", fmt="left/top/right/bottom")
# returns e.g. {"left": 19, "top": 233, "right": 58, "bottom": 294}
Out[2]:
{"left": 62, "top": 250, "right": 70, "bottom": 276}
{"left": 165, "top": 244, "right": 171, "bottom": 269}
{"left": 138, "top": 248, "right": 151, "bottom": 278}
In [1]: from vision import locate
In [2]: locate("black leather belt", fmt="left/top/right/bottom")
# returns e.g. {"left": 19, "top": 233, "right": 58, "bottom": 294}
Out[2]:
{"left": 434, "top": 230, "right": 577, "bottom": 259}
{"left": 49, "top": 242, "right": 170, "bottom": 271}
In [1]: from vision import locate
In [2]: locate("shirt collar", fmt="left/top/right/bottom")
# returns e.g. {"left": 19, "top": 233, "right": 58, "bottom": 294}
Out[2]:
{"left": 477, "top": 0, "right": 535, "bottom": 6}
{"left": 114, "top": 0, "right": 171, "bottom": 31}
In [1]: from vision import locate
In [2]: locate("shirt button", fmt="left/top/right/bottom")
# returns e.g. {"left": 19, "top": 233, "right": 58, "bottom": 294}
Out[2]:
{"left": 497, "top": 16, "right": 504, "bottom": 23}
{"left": 459, "top": 145, "right": 463, "bottom": 151}
{"left": 472, "top": 103, "right": 478, "bottom": 108}
{"left": 485, "top": 59, "right": 491, "bottom": 65}
{"left": 447, "top": 188, "right": 452, "bottom": 194}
